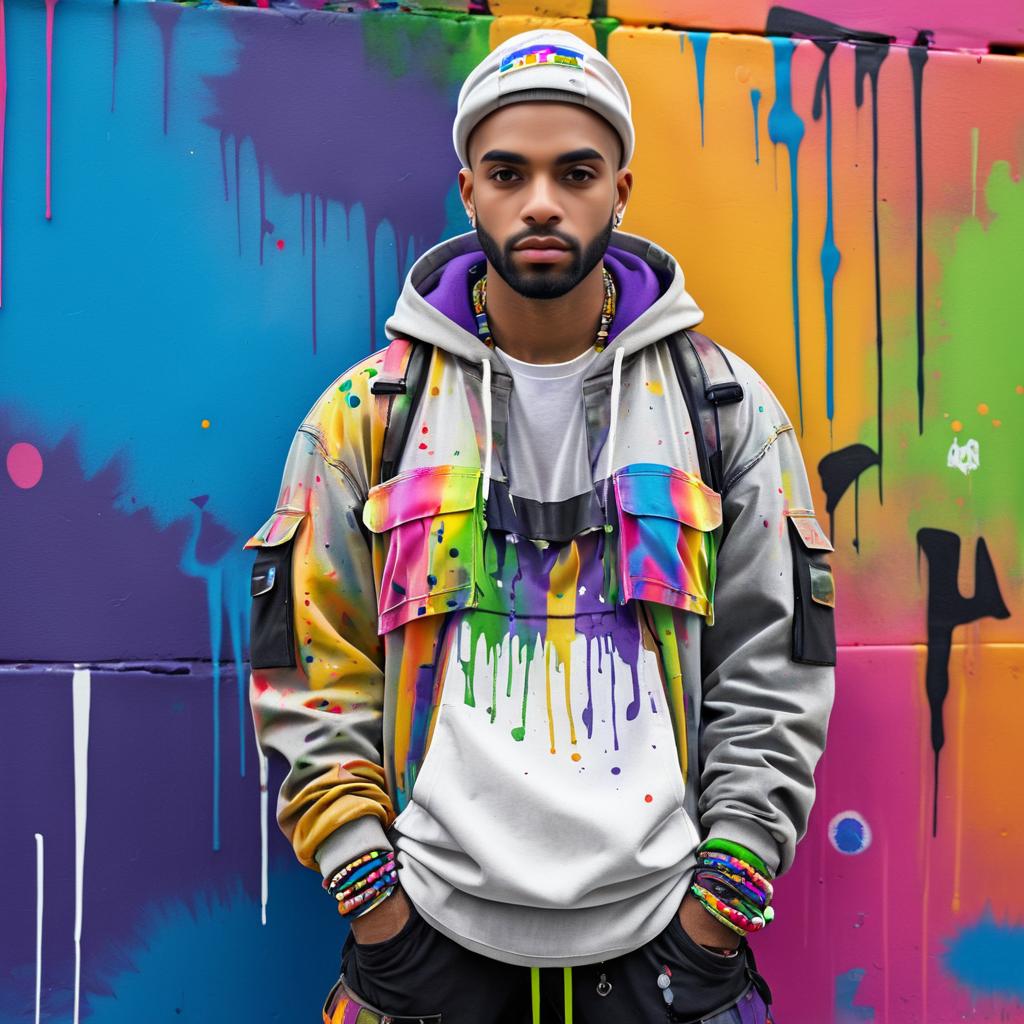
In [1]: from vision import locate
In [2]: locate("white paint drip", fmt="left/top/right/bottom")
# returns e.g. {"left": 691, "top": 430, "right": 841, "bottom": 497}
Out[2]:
{"left": 259, "top": 748, "right": 269, "bottom": 926}
{"left": 34, "top": 832, "right": 43, "bottom": 1024}
{"left": 72, "top": 667, "right": 91, "bottom": 1024}
{"left": 947, "top": 436, "right": 979, "bottom": 475}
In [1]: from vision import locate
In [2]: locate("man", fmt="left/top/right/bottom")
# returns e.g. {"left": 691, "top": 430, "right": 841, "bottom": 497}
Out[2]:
{"left": 246, "top": 29, "right": 835, "bottom": 1024}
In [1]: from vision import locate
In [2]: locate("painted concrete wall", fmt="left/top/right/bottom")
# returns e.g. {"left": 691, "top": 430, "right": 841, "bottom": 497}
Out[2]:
{"left": 1, "top": 1, "right": 1021, "bottom": 1021}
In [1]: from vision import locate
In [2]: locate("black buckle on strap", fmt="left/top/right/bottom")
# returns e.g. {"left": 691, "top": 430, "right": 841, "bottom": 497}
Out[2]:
{"left": 370, "top": 377, "right": 407, "bottom": 396}
{"left": 706, "top": 382, "right": 744, "bottom": 405}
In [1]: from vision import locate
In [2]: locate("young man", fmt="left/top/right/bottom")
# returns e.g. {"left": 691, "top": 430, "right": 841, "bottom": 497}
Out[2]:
{"left": 246, "top": 29, "right": 835, "bottom": 1024}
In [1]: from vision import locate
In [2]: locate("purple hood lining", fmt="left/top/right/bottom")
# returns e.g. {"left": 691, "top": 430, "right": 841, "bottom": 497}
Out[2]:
{"left": 420, "top": 245, "right": 669, "bottom": 348}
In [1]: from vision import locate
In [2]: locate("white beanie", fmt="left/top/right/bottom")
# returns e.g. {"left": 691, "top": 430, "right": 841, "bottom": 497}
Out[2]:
{"left": 453, "top": 30, "right": 635, "bottom": 170}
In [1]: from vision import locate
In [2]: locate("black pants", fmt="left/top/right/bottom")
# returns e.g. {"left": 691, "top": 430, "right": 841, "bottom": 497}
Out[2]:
{"left": 325, "top": 900, "right": 775, "bottom": 1024}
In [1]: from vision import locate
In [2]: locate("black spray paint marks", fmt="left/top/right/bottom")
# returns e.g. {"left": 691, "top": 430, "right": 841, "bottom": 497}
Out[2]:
{"left": 853, "top": 41, "right": 890, "bottom": 501}
{"left": 909, "top": 36, "right": 931, "bottom": 434}
{"left": 817, "top": 443, "right": 879, "bottom": 551}
{"left": 766, "top": 7, "right": 892, "bottom": 45}
{"left": 916, "top": 528, "right": 1010, "bottom": 836}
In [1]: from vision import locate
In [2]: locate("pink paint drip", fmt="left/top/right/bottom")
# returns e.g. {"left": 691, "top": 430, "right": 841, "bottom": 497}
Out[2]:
{"left": 0, "top": 0, "right": 6, "bottom": 305}
{"left": 44, "top": 0, "right": 58, "bottom": 220}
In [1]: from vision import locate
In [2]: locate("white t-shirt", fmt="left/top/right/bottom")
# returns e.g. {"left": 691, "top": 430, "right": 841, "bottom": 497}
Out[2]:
{"left": 495, "top": 344, "right": 599, "bottom": 502}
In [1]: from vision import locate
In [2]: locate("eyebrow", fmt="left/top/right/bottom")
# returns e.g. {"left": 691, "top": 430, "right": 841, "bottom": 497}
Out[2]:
{"left": 478, "top": 147, "right": 606, "bottom": 166}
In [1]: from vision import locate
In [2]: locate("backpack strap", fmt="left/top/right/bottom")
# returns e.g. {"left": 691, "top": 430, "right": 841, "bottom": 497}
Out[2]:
{"left": 667, "top": 330, "right": 744, "bottom": 495}
{"left": 370, "top": 338, "right": 432, "bottom": 485}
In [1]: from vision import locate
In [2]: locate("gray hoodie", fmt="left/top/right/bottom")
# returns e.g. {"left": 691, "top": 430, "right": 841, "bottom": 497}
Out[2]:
{"left": 246, "top": 229, "right": 836, "bottom": 968}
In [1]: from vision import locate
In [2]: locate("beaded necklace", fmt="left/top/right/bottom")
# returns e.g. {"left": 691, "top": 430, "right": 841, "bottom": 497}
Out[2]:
{"left": 471, "top": 264, "right": 617, "bottom": 353}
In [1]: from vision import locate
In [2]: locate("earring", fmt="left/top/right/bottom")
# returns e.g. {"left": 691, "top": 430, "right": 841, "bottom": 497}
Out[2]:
{"left": 468, "top": 211, "right": 476, "bottom": 228}
{"left": 614, "top": 212, "right": 622, "bottom": 227}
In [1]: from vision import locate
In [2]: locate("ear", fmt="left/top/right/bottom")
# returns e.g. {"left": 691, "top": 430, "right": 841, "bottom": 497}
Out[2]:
{"left": 459, "top": 168, "right": 475, "bottom": 222}
{"left": 615, "top": 168, "right": 633, "bottom": 222}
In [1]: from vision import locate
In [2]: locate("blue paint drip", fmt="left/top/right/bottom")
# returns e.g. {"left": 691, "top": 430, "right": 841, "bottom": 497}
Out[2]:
{"left": 180, "top": 506, "right": 253, "bottom": 851}
{"left": 818, "top": 66, "right": 842, "bottom": 422}
{"left": 834, "top": 968, "right": 875, "bottom": 1021}
{"left": 944, "top": 906, "right": 1024, "bottom": 999}
{"left": 750, "top": 88, "right": 762, "bottom": 164}
{"left": 767, "top": 39, "right": 806, "bottom": 431}
{"left": 683, "top": 33, "right": 710, "bottom": 147}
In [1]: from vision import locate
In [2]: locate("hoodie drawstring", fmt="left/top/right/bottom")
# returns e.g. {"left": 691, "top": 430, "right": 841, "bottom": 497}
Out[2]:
{"left": 527, "top": 966, "right": 574, "bottom": 1024}
{"left": 481, "top": 356, "right": 493, "bottom": 503}
{"left": 601, "top": 346, "right": 626, "bottom": 513}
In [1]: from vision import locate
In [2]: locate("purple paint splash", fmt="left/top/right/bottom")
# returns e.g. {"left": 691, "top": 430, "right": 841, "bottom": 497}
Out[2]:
{"left": 203, "top": 9, "right": 460, "bottom": 351}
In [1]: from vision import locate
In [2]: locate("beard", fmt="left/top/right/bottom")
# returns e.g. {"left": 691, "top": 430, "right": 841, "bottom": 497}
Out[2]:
{"left": 474, "top": 213, "right": 615, "bottom": 300}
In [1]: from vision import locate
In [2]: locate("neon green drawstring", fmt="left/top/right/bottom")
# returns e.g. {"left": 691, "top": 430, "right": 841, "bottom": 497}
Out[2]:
{"left": 529, "top": 964, "right": 574, "bottom": 1023}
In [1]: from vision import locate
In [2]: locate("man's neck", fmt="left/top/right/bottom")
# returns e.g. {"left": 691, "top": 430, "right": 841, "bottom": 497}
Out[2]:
{"left": 484, "top": 262, "right": 606, "bottom": 364}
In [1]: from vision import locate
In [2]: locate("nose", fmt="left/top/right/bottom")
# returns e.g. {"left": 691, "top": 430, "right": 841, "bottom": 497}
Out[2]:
{"left": 519, "top": 174, "right": 563, "bottom": 227}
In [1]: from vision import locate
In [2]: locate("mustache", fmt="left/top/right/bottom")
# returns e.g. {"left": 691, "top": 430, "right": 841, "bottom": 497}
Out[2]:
{"left": 504, "top": 228, "right": 579, "bottom": 252}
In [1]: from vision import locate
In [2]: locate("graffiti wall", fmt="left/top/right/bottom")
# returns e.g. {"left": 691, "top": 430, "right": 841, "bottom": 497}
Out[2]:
{"left": 1, "top": 0, "right": 1021, "bottom": 1020}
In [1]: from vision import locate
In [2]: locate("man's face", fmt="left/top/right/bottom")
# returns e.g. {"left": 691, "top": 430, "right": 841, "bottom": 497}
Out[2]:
{"left": 460, "top": 103, "right": 631, "bottom": 300}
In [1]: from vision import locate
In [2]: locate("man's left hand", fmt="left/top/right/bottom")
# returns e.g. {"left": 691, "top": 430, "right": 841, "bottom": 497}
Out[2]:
{"left": 677, "top": 891, "right": 742, "bottom": 952}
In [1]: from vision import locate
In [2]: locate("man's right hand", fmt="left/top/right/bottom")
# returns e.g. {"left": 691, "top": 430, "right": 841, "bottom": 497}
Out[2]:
{"left": 349, "top": 884, "right": 411, "bottom": 944}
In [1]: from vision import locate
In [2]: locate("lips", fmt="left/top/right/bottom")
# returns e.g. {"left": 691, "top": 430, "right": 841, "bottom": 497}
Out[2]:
{"left": 513, "top": 238, "right": 569, "bottom": 251}
{"left": 512, "top": 237, "right": 571, "bottom": 262}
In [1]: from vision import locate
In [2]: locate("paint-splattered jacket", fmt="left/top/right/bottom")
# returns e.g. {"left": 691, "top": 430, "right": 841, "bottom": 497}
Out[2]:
{"left": 246, "top": 230, "right": 836, "bottom": 967}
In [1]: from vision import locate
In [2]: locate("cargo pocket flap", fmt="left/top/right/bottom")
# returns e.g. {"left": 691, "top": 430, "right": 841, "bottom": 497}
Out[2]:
{"left": 785, "top": 510, "right": 834, "bottom": 552}
{"left": 613, "top": 463, "right": 723, "bottom": 532}
{"left": 786, "top": 510, "right": 836, "bottom": 665}
{"left": 363, "top": 466, "right": 481, "bottom": 533}
{"left": 245, "top": 510, "right": 305, "bottom": 669}
{"left": 243, "top": 509, "right": 306, "bottom": 550}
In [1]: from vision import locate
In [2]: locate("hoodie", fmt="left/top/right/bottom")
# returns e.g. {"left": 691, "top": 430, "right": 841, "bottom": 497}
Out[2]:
{"left": 245, "top": 229, "right": 835, "bottom": 968}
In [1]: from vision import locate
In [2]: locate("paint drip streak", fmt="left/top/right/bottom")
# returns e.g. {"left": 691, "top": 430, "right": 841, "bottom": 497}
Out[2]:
{"left": 861, "top": 47, "right": 888, "bottom": 502}
{"left": 34, "top": 832, "right": 43, "bottom": 1024}
{"left": 0, "top": 0, "right": 6, "bottom": 306}
{"left": 44, "top": 0, "right": 57, "bottom": 220}
{"left": 909, "top": 45, "right": 928, "bottom": 434}
{"left": 750, "top": 88, "right": 761, "bottom": 164}
{"left": 72, "top": 667, "right": 91, "bottom": 1024}
{"left": 813, "top": 48, "right": 841, "bottom": 422}
{"left": 234, "top": 137, "right": 242, "bottom": 257}
{"left": 768, "top": 39, "right": 805, "bottom": 432}
{"left": 685, "top": 32, "right": 710, "bottom": 147}
{"left": 258, "top": 157, "right": 266, "bottom": 266}
{"left": 311, "top": 194, "right": 318, "bottom": 354}
{"left": 259, "top": 749, "right": 269, "bottom": 925}
{"left": 110, "top": 1, "right": 118, "bottom": 113}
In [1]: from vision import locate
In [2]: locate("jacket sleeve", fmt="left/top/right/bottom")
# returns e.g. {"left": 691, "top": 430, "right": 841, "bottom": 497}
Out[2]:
{"left": 246, "top": 424, "right": 394, "bottom": 885}
{"left": 697, "top": 360, "right": 836, "bottom": 877}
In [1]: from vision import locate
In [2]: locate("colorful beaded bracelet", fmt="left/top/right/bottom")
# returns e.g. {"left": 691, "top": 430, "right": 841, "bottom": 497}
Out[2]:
{"left": 690, "top": 840, "right": 775, "bottom": 937}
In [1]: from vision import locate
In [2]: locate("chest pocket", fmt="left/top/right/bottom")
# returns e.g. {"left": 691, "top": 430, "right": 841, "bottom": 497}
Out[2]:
{"left": 612, "top": 463, "right": 722, "bottom": 624}
{"left": 362, "top": 465, "right": 483, "bottom": 635}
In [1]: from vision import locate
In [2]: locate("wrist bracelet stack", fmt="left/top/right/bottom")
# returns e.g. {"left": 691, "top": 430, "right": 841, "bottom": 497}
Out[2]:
{"left": 690, "top": 839, "right": 775, "bottom": 937}
{"left": 324, "top": 849, "right": 399, "bottom": 918}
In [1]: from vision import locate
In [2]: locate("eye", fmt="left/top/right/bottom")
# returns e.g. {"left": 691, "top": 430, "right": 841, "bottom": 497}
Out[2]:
{"left": 489, "top": 167, "right": 520, "bottom": 184}
{"left": 565, "top": 167, "right": 597, "bottom": 183}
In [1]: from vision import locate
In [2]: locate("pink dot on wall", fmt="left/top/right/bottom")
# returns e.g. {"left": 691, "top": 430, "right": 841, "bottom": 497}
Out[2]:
{"left": 7, "top": 442, "right": 44, "bottom": 488}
